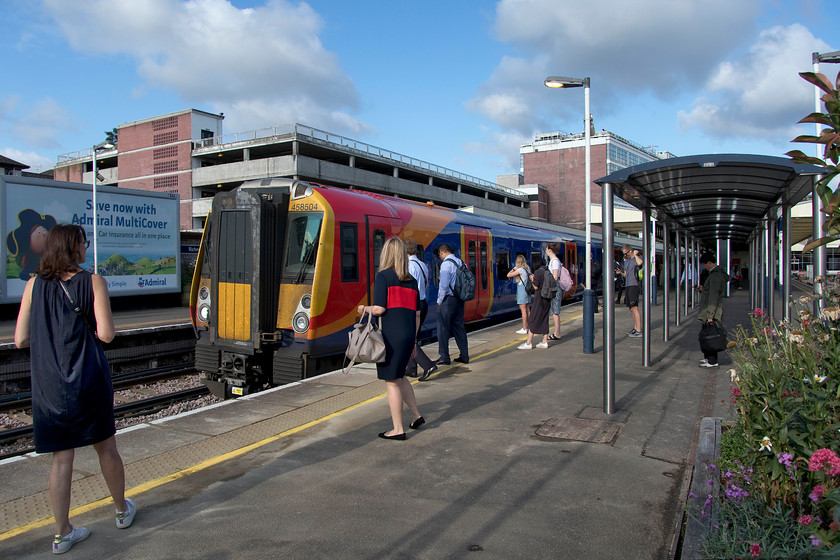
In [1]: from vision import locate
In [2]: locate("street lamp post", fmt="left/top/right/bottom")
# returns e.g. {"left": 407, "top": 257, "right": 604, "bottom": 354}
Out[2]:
{"left": 91, "top": 140, "right": 114, "bottom": 273}
{"left": 812, "top": 51, "right": 840, "bottom": 309}
{"left": 544, "top": 75, "right": 594, "bottom": 354}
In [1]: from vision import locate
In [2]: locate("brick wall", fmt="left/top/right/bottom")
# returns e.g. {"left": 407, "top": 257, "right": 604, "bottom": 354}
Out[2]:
{"left": 523, "top": 144, "right": 607, "bottom": 228}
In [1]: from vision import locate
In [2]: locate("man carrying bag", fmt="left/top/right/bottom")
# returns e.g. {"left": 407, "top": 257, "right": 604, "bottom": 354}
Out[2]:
{"left": 697, "top": 252, "right": 730, "bottom": 368}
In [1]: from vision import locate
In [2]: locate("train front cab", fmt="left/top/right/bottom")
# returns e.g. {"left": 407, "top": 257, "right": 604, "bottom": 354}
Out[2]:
{"left": 191, "top": 181, "right": 292, "bottom": 398}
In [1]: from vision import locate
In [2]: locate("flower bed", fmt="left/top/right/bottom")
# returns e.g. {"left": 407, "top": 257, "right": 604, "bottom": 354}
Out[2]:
{"left": 693, "top": 292, "right": 840, "bottom": 558}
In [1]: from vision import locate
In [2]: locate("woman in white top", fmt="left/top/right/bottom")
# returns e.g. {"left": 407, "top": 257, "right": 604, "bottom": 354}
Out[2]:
{"left": 506, "top": 254, "right": 532, "bottom": 334}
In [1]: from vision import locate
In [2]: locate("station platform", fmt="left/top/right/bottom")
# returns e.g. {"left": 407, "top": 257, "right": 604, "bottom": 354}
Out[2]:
{"left": 0, "top": 305, "right": 192, "bottom": 346}
{"left": 0, "top": 289, "right": 751, "bottom": 559}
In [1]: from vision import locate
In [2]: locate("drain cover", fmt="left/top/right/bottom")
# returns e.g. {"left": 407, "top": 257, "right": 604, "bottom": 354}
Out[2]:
{"left": 535, "top": 417, "right": 621, "bottom": 444}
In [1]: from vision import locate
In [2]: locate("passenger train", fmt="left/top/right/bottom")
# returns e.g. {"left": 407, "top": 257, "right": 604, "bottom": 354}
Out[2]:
{"left": 189, "top": 178, "right": 605, "bottom": 399}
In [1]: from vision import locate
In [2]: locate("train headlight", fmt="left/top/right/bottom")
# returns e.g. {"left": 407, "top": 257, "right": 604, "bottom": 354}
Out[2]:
{"left": 198, "top": 304, "right": 211, "bottom": 323}
{"left": 293, "top": 312, "right": 310, "bottom": 333}
{"left": 301, "top": 294, "right": 311, "bottom": 309}
{"left": 199, "top": 286, "right": 209, "bottom": 300}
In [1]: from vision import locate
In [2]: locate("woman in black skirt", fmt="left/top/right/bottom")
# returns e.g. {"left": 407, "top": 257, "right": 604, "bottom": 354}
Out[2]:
{"left": 357, "top": 237, "right": 423, "bottom": 440}
{"left": 15, "top": 225, "right": 136, "bottom": 554}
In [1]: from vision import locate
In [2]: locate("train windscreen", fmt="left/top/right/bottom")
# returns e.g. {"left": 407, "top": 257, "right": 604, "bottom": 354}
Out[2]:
{"left": 284, "top": 212, "right": 323, "bottom": 283}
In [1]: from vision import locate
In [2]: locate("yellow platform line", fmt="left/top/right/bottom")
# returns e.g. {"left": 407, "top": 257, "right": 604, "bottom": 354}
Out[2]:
{"left": 2, "top": 312, "right": 583, "bottom": 541}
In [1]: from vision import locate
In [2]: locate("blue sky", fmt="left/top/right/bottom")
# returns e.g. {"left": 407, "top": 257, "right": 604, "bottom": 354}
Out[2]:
{"left": 1, "top": 0, "right": 836, "bottom": 182}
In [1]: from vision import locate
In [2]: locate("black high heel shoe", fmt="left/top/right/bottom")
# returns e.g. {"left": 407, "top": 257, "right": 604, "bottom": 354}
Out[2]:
{"left": 378, "top": 431, "right": 406, "bottom": 440}
{"left": 409, "top": 416, "right": 425, "bottom": 430}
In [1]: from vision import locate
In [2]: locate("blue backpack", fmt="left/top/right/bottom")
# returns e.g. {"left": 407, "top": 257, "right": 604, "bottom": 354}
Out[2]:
{"left": 448, "top": 257, "right": 476, "bottom": 301}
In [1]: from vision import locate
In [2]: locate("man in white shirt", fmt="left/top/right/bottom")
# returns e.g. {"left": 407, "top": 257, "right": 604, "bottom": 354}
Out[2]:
{"left": 435, "top": 243, "right": 469, "bottom": 367}
{"left": 404, "top": 239, "right": 437, "bottom": 380}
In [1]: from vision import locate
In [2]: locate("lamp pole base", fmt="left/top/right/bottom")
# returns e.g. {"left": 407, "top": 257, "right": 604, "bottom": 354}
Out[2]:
{"left": 583, "top": 289, "right": 595, "bottom": 354}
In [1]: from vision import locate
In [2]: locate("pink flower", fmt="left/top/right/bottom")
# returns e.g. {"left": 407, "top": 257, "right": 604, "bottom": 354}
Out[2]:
{"left": 800, "top": 515, "right": 813, "bottom": 525}
{"left": 809, "top": 448, "right": 840, "bottom": 476}
{"left": 810, "top": 485, "right": 825, "bottom": 502}
{"left": 752, "top": 308, "right": 765, "bottom": 317}
{"left": 751, "top": 543, "right": 761, "bottom": 557}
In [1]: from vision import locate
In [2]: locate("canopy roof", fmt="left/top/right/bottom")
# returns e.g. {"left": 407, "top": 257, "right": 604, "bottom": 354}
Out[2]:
{"left": 594, "top": 154, "right": 826, "bottom": 244}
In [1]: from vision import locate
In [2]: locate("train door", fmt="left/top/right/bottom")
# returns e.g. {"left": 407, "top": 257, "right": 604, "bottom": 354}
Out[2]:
{"left": 463, "top": 226, "right": 492, "bottom": 320}
{"left": 564, "top": 242, "right": 579, "bottom": 298}
{"left": 364, "top": 217, "right": 401, "bottom": 302}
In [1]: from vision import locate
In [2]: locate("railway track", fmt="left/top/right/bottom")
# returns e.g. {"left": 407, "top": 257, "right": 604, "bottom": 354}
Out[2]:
{"left": 0, "top": 363, "right": 198, "bottom": 413}
{"left": 0, "top": 369, "right": 215, "bottom": 461}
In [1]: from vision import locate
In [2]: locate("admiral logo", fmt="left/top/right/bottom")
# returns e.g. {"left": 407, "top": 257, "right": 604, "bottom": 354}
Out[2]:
{"left": 137, "top": 277, "right": 168, "bottom": 288}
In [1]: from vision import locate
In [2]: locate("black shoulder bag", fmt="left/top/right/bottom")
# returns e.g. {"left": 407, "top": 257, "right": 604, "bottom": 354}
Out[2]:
{"left": 58, "top": 279, "right": 98, "bottom": 336}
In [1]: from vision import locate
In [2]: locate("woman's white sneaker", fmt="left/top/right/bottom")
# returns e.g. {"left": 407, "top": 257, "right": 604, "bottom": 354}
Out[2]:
{"left": 517, "top": 343, "right": 533, "bottom": 350}
{"left": 52, "top": 526, "right": 89, "bottom": 554}
{"left": 515, "top": 328, "right": 528, "bottom": 334}
{"left": 116, "top": 498, "right": 136, "bottom": 529}
{"left": 535, "top": 342, "right": 549, "bottom": 349}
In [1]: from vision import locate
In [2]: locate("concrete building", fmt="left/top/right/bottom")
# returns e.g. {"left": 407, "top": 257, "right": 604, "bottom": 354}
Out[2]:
{"left": 520, "top": 130, "right": 675, "bottom": 230}
{"left": 54, "top": 109, "right": 529, "bottom": 231}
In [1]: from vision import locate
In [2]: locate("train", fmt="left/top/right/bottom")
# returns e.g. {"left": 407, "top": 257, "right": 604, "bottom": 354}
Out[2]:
{"left": 189, "top": 177, "right": 604, "bottom": 399}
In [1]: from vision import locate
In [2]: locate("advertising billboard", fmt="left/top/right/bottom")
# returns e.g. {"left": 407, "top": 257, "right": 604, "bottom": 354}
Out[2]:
{"left": 2, "top": 175, "right": 180, "bottom": 303}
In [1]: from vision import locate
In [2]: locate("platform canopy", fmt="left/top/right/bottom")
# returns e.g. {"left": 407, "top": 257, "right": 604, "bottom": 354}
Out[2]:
{"left": 594, "top": 154, "right": 826, "bottom": 244}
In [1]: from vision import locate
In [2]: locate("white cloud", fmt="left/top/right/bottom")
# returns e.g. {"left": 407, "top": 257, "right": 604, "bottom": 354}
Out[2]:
{"left": 0, "top": 148, "right": 55, "bottom": 172}
{"left": 462, "top": 130, "right": 531, "bottom": 175}
{"left": 0, "top": 96, "right": 78, "bottom": 150}
{"left": 678, "top": 24, "right": 834, "bottom": 140}
{"left": 43, "top": 0, "right": 362, "bottom": 133}
{"left": 468, "top": 0, "right": 762, "bottom": 140}
{"left": 492, "top": 0, "right": 760, "bottom": 95}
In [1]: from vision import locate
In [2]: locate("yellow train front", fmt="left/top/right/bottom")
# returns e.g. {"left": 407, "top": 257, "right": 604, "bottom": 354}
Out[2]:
{"left": 190, "top": 178, "right": 329, "bottom": 398}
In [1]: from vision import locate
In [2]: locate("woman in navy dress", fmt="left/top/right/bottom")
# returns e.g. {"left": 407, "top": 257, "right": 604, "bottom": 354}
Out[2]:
{"left": 357, "top": 237, "right": 423, "bottom": 440}
{"left": 15, "top": 225, "right": 136, "bottom": 554}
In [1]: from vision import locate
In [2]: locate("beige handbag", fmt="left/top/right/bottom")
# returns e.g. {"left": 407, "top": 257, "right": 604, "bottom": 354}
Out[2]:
{"left": 343, "top": 308, "right": 386, "bottom": 373}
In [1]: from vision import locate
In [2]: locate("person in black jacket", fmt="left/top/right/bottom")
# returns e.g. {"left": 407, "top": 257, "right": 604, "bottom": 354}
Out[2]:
{"left": 697, "top": 252, "right": 730, "bottom": 368}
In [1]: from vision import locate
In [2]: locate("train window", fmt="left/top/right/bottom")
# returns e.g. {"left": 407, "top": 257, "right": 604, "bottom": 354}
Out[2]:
{"left": 480, "top": 242, "right": 488, "bottom": 290}
{"left": 468, "top": 241, "right": 477, "bottom": 276}
{"left": 496, "top": 251, "right": 510, "bottom": 280}
{"left": 531, "top": 252, "right": 541, "bottom": 267}
{"left": 283, "top": 212, "right": 323, "bottom": 283}
{"left": 372, "top": 229, "right": 386, "bottom": 274}
{"left": 340, "top": 223, "right": 358, "bottom": 282}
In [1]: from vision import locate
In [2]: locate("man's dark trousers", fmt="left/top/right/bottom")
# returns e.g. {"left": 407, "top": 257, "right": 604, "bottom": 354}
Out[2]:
{"left": 437, "top": 295, "right": 468, "bottom": 363}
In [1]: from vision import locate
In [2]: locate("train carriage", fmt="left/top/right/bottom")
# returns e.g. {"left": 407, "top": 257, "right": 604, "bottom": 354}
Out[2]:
{"left": 190, "top": 178, "right": 599, "bottom": 399}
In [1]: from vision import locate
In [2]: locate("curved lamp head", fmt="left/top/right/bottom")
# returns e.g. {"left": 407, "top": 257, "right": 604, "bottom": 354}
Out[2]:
{"left": 813, "top": 50, "right": 840, "bottom": 64}
{"left": 545, "top": 76, "right": 589, "bottom": 88}
{"left": 93, "top": 141, "right": 115, "bottom": 152}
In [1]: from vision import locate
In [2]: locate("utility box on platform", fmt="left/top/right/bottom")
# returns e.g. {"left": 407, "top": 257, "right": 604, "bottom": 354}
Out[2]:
{"left": 1, "top": 175, "right": 180, "bottom": 304}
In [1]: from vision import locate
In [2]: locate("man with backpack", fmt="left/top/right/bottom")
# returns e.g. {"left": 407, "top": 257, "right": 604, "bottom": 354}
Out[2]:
{"left": 434, "top": 243, "right": 469, "bottom": 367}
{"left": 618, "top": 244, "right": 644, "bottom": 338}
{"left": 545, "top": 243, "right": 572, "bottom": 341}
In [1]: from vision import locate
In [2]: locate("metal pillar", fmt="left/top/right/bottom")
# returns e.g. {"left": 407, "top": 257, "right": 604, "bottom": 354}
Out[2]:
{"left": 683, "top": 233, "right": 690, "bottom": 317}
{"left": 601, "top": 182, "right": 616, "bottom": 415}
{"left": 650, "top": 217, "right": 658, "bottom": 306}
{"left": 675, "top": 227, "right": 682, "bottom": 327}
{"left": 663, "top": 223, "right": 670, "bottom": 341}
{"left": 769, "top": 217, "right": 777, "bottom": 322}
{"left": 782, "top": 204, "right": 792, "bottom": 322}
{"left": 642, "top": 208, "right": 651, "bottom": 367}
{"left": 814, "top": 177, "right": 827, "bottom": 313}
{"left": 725, "top": 239, "right": 731, "bottom": 297}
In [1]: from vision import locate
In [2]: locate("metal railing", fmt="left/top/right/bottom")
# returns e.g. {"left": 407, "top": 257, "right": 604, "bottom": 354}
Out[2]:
{"left": 57, "top": 146, "right": 117, "bottom": 163}
{"left": 193, "top": 123, "right": 525, "bottom": 198}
